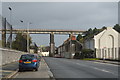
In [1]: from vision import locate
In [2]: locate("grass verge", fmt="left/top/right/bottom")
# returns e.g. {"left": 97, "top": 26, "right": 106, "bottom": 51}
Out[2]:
{"left": 80, "top": 58, "right": 100, "bottom": 60}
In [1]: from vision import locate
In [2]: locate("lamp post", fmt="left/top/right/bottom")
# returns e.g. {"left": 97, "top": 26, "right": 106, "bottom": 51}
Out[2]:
{"left": 20, "top": 20, "right": 31, "bottom": 52}
{"left": 8, "top": 7, "right": 12, "bottom": 49}
{"left": 27, "top": 22, "right": 32, "bottom": 53}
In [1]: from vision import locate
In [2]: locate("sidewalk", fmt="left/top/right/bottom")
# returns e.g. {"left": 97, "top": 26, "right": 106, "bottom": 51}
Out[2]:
{"left": 0, "top": 57, "right": 54, "bottom": 79}
{"left": 93, "top": 60, "right": 120, "bottom": 65}
{"left": 31, "top": 58, "right": 54, "bottom": 78}
{"left": 0, "top": 61, "right": 18, "bottom": 78}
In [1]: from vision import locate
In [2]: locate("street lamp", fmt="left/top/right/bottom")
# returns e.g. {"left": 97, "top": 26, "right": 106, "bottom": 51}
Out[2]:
{"left": 8, "top": 7, "right": 12, "bottom": 49}
{"left": 20, "top": 20, "right": 31, "bottom": 52}
{"left": 27, "top": 22, "right": 32, "bottom": 53}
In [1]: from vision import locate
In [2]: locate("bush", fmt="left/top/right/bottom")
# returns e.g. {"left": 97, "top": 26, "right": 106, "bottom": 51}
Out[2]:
{"left": 81, "top": 49, "right": 95, "bottom": 58}
{"left": 74, "top": 52, "right": 80, "bottom": 59}
{"left": 74, "top": 52, "right": 84, "bottom": 59}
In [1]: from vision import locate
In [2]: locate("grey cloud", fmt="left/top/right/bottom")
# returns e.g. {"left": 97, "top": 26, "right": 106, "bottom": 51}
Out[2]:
{"left": 2, "top": 2, "right": 118, "bottom": 46}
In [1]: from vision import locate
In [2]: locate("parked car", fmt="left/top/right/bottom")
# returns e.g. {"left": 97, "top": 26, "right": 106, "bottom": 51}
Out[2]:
{"left": 54, "top": 54, "right": 61, "bottom": 58}
{"left": 19, "top": 54, "right": 41, "bottom": 71}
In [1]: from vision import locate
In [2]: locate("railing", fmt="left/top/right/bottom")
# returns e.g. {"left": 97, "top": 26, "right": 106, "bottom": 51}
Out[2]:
{"left": 0, "top": 29, "right": 85, "bottom": 34}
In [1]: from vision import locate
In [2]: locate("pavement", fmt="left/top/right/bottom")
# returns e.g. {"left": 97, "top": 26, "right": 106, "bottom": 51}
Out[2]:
{"left": 44, "top": 57, "right": 119, "bottom": 79}
{"left": 0, "top": 61, "right": 19, "bottom": 78}
{"left": 91, "top": 60, "right": 120, "bottom": 65}
{"left": 0, "top": 57, "right": 54, "bottom": 80}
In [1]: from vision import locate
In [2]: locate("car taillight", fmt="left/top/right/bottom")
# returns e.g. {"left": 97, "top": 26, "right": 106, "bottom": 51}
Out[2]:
{"left": 32, "top": 60, "right": 37, "bottom": 62}
{"left": 19, "top": 60, "right": 23, "bottom": 63}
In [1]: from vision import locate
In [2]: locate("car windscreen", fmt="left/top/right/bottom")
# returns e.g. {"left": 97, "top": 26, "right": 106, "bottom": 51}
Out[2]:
{"left": 20, "top": 55, "right": 36, "bottom": 60}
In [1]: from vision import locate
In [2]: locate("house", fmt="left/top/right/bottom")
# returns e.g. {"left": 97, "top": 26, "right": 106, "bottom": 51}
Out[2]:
{"left": 57, "top": 35, "right": 82, "bottom": 59}
{"left": 40, "top": 52, "right": 49, "bottom": 57}
{"left": 83, "top": 27, "right": 120, "bottom": 60}
{"left": 94, "top": 27, "right": 120, "bottom": 60}
{"left": 83, "top": 37, "right": 94, "bottom": 50}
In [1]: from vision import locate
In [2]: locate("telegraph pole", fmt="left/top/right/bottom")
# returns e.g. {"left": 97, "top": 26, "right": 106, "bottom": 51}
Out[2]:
{"left": 2, "top": 18, "right": 6, "bottom": 48}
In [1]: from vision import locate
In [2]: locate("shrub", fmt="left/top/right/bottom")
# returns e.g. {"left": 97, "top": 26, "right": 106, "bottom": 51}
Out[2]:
{"left": 81, "top": 49, "right": 95, "bottom": 58}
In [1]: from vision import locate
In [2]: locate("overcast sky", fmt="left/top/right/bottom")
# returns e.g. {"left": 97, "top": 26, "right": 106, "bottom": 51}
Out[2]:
{"left": 1, "top": 2, "right": 118, "bottom": 47}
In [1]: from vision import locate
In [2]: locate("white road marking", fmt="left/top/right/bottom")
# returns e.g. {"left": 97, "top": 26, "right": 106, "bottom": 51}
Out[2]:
{"left": 76, "top": 63, "right": 116, "bottom": 75}
{"left": 92, "top": 67, "right": 115, "bottom": 74}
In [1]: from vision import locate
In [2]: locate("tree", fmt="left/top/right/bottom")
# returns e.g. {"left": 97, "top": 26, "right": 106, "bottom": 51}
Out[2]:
{"left": 102, "top": 26, "right": 107, "bottom": 30}
{"left": 88, "top": 28, "right": 93, "bottom": 35}
{"left": 76, "top": 34, "right": 84, "bottom": 43}
{"left": 93, "top": 27, "right": 97, "bottom": 33}
{"left": 113, "top": 24, "right": 120, "bottom": 33}
{"left": 76, "top": 34, "right": 82, "bottom": 41}
{"left": 12, "top": 33, "right": 32, "bottom": 52}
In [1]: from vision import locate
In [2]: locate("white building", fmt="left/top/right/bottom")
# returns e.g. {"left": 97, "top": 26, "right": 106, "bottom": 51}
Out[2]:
{"left": 41, "top": 52, "right": 49, "bottom": 56}
{"left": 94, "top": 27, "right": 120, "bottom": 60}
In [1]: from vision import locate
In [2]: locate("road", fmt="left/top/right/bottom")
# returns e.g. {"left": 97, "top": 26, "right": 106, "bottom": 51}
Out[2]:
{"left": 44, "top": 57, "right": 118, "bottom": 79}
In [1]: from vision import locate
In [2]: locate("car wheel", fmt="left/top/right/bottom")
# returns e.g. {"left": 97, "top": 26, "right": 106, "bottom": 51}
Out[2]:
{"left": 35, "top": 68, "right": 38, "bottom": 71}
{"left": 19, "top": 68, "right": 23, "bottom": 72}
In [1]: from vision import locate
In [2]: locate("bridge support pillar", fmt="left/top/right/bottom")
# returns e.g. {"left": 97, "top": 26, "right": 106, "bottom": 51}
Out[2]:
{"left": 2, "top": 18, "right": 6, "bottom": 48}
{"left": 69, "top": 33, "right": 73, "bottom": 58}
{"left": 49, "top": 33, "right": 55, "bottom": 57}
{"left": 9, "top": 25, "right": 12, "bottom": 49}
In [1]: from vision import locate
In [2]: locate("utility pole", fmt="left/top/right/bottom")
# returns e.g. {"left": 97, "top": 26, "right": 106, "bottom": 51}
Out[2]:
{"left": 2, "top": 18, "right": 6, "bottom": 48}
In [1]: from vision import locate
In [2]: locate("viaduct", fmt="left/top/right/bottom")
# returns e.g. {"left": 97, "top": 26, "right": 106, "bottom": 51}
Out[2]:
{"left": 0, "top": 29, "right": 85, "bottom": 56}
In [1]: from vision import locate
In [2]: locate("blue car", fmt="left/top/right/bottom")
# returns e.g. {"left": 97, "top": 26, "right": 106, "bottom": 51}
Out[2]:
{"left": 19, "top": 54, "right": 41, "bottom": 72}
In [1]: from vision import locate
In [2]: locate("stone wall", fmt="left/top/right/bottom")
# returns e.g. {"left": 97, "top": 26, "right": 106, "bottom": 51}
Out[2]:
{"left": 0, "top": 48, "right": 26, "bottom": 66}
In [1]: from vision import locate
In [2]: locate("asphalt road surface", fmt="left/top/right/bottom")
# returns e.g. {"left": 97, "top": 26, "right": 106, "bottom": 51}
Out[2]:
{"left": 44, "top": 57, "right": 118, "bottom": 79}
